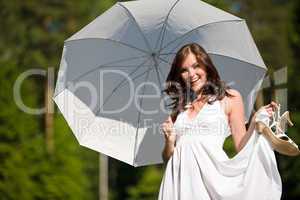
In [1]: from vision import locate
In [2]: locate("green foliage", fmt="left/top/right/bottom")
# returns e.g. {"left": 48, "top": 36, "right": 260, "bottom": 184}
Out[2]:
{"left": 127, "top": 166, "right": 163, "bottom": 200}
{"left": 0, "top": 0, "right": 299, "bottom": 199}
{"left": 0, "top": 0, "right": 116, "bottom": 199}
{"left": 0, "top": 59, "right": 91, "bottom": 199}
{"left": 230, "top": 0, "right": 293, "bottom": 70}
{"left": 204, "top": 0, "right": 232, "bottom": 10}
{"left": 280, "top": 1, "right": 300, "bottom": 199}
{"left": 223, "top": 135, "right": 237, "bottom": 158}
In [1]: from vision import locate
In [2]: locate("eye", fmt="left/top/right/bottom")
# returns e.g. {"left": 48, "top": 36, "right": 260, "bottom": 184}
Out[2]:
{"left": 193, "top": 63, "right": 200, "bottom": 68}
{"left": 180, "top": 68, "right": 187, "bottom": 73}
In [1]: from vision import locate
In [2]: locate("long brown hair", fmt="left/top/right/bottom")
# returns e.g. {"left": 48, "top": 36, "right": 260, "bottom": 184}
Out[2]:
{"left": 163, "top": 43, "right": 232, "bottom": 122}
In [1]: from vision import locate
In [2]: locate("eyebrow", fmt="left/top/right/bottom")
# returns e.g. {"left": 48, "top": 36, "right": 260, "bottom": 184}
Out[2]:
{"left": 182, "top": 62, "right": 198, "bottom": 68}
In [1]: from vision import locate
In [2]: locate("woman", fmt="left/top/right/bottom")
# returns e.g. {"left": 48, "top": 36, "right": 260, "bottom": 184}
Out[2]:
{"left": 158, "top": 43, "right": 282, "bottom": 199}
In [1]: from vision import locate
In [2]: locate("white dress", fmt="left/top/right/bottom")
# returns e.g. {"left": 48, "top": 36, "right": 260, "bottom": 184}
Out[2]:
{"left": 158, "top": 99, "right": 282, "bottom": 200}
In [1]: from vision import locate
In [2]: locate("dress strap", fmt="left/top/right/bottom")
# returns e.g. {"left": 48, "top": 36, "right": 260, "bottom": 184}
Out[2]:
{"left": 219, "top": 97, "right": 229, "bottom": 115}
{"left": 219, "top": 97, "right": 230, "bottom": 126}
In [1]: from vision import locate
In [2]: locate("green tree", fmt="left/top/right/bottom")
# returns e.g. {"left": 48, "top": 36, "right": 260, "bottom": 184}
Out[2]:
{"left": 127, "top": 166, "right": 163, "bottom": 200}
{"left": 0, "top": 0, "right": 117, "bottom": 199}
{"left": 231, "top": 0, "right": 300, "bottom": 199}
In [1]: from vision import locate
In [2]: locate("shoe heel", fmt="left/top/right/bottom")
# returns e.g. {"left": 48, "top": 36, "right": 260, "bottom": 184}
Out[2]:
{"left": 282, "top": 111, "right": 294, "bottom": 126}
{"left": 257, "top": 106, "right": 300, "bottom": 156}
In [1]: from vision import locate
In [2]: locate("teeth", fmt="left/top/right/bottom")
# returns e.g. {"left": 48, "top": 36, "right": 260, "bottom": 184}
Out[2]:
{"left": 191, "top": 78, "right": 199, "bottom": 83}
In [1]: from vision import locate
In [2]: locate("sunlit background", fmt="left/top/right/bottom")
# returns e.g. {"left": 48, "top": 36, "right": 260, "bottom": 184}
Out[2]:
{"left": 0, "top": 0, "right": 299, "bottom": 199}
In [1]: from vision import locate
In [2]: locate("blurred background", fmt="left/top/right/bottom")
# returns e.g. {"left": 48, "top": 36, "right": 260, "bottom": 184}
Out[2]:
{"left": 0, "top": 0, "right": 299, "bottom": 199}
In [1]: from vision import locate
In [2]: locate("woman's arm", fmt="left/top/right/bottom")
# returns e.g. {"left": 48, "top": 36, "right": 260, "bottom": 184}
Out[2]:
{"left": 227, "top": 89, "right": 277, "bottom": 153}
{"left": 161, "top": 116, "right": 176, "bottom": 162}
{"left": 162, "top": 140, "right": 175, "bottom": 162}
{"left": 237, "top": 113, "right": 257, "bottom": 152}
{"left": 226, "top": 89, "right": 248, "bottom": 153}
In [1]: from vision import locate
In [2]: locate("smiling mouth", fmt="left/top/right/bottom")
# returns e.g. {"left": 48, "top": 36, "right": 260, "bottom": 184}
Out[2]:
{"left": 191, "top": 77, "right": 200, "bottom": 85}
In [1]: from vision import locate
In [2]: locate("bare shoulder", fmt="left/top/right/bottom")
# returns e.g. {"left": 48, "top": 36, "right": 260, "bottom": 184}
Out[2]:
{"left": 224, "top": 89, "right": 244, "bottom": 114}
{"left": 225, "top": 89, "right": 244, "bottom": 104}
{"left": 226, "top": 89, "right": 242, "bottom": 99}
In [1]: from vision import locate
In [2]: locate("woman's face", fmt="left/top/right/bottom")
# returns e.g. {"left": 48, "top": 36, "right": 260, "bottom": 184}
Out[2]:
{"left": 179, "top": 52, "right": 207, "bottom": 93}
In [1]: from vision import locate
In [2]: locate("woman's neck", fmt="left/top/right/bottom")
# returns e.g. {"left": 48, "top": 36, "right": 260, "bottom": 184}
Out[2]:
{"left": 194, "top": 90, "right": 206, "bottom": 102}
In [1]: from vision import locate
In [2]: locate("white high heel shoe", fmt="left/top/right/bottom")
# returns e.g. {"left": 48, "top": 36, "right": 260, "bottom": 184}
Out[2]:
{"left": 255, "top": 104, "right": 300, "bottom": 156}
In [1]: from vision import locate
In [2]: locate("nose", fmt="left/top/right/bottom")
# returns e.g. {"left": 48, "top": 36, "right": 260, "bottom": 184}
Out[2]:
{"left": 187, "top": 68, "right": 196, "bottom": 79}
